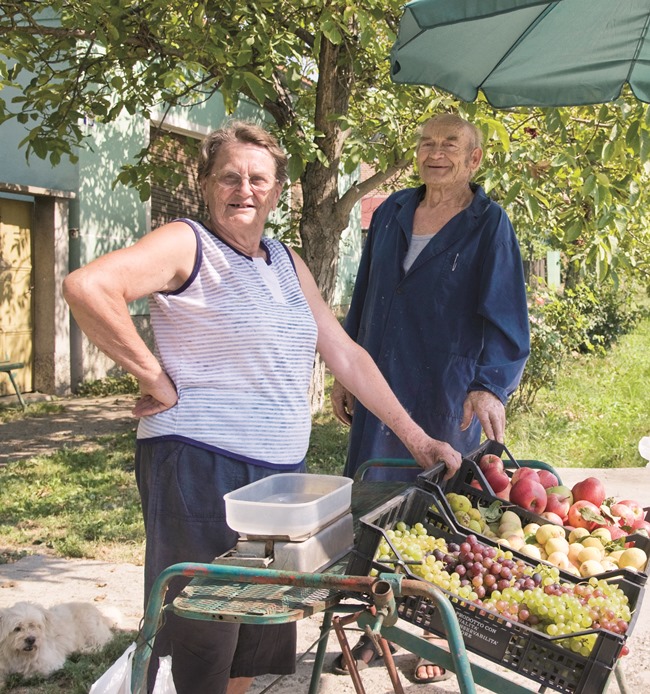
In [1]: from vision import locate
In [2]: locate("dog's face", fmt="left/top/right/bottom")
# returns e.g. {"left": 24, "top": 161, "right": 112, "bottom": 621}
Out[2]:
{"left": 0, "top": 603, "right": 47, "bottom": 659}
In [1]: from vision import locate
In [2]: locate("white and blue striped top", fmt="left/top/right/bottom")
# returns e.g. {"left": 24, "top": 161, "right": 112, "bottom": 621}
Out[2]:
{"left": 136, "top": 219, "right": 318, "bottom": 468}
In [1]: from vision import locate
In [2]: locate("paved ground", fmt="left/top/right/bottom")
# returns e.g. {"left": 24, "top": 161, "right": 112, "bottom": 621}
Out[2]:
{"left": 1, "top": 397, "right": 649, "bottom": 692}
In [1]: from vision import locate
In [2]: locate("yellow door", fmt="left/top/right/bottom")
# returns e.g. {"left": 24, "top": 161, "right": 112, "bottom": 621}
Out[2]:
{"left": 0, "top": 198, "right": 33, "bottom": 395}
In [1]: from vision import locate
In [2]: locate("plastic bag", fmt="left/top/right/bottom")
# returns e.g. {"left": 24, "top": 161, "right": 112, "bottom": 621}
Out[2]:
{"left": 89, "top": 643, "right": 176, "bottom": 694}
{"left": 89, "top": 642, "right": 136, "bottom": 694}
{"left": 639, "top": 436, "right": 650, "bottom": 464}
{"left": 151, "top": 656, "right": 176, "bottom": 694}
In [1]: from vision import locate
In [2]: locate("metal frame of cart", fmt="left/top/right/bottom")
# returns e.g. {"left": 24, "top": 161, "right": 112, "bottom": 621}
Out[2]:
{"left": 129, "top": 459, "right": 633, "bottom": 694}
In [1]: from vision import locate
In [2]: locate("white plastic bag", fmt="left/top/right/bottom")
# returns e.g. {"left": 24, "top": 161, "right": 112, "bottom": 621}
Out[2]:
{"left": 152, "top": 656, "right": 177, "bottom": 694}
{"left": 89, "top": 643, "right": 176, "bottom": 694}
{"left": 89, "top": 642, "right": 136, "bottom": 694}
{"left": 639, "top": 436, "right": 650, "bottom": 464}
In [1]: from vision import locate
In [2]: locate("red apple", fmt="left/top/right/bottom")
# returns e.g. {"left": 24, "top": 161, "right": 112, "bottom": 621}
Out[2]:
{"left": 610, "top": 502, "right": 637, "bottom": 531}
{"left": 484, "top": 468, "right": 511, "bottom": 493}
{"left": 470, "top": 479, "right": 484, "bottom": 490}
{"left": 541, "top": 511, "right": 564, "bottom": 525}
{"left": 545, "top": 485, "right": 573, "bottom": 520}
{"left": 510, "top": 477, "right": 547, "bottom": 513}
{"left": 567, "top": 500, "right": 606, "bottom": 530}
{"left": 537, "top": 469, "right": 559, "bottom": 489}
{"left": 571, "top": 477, "right": 606, "bottom": 507}
{"left": 632, "top": 518, "right": 650, "bottom": 534}
{"left": 511, "top": 466, "right": 539, "bottom": 486}
{"left": 479, "top": 454, "right": 505, "bottom": 474}
{"left": 496, "top": 483, "right": 511, "bottom": 501}
{"left": 618, "top": 499, "right": 645, "bottom": 522}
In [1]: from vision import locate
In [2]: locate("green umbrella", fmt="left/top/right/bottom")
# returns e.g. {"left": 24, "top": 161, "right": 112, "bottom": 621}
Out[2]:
{"left": 390, "top": 0, "right": 650, "bottom": 107}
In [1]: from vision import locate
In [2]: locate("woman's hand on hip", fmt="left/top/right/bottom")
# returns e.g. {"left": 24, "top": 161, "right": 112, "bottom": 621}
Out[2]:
{"left": 132, "top": 372, "right": 178, "bottom": 417}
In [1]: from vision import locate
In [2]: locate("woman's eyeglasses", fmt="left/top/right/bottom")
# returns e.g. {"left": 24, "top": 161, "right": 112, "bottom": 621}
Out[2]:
{"left": 211, "top": 172, "right": 279, "bottom": 193}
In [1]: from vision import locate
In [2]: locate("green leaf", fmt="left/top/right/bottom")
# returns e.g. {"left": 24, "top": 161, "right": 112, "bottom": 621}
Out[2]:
{"left": 242, "top": 73, "right": 268, "bottom": 105}
{"left": 563, "top": 220, "right": 582, "bottom": 243}
{"left": 479, "top": 500, "right": 503, "bottom": 524}
{"left": 138, "top": 181, "right": 151, "bottom": 202}
{"left": 501, "top": 180, "right": 522, "bottom": 207}
{"left": 288, "top": 155, "right": 304, "bottom": 182}
{"left": 579, "top": 506, "right": 606, "bottom": 524}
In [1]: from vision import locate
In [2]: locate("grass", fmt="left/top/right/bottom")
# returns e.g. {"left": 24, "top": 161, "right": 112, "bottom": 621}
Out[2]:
{"left": 1, "top": 316, "right": 649, "bottom": 691}
{"left": 0, "top": 430, "right": 143, "bottom": 564}
{"left": 0, "top": 631, "right": 137, "bottom": 694}
{"left": 0, "top": 401, "right": 64, "bottom": 423}
{"left": 506, "top": 315, "right": 650, "bottom": 470}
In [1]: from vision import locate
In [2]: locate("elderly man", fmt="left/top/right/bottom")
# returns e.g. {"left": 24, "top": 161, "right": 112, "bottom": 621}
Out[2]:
{"left": 332, "top": 113, "right": 530, "bottom": 683}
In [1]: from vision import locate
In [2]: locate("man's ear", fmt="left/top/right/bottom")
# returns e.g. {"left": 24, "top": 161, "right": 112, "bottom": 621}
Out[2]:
{"left": 470, "top": 147, "right": 483, "bottom": 171}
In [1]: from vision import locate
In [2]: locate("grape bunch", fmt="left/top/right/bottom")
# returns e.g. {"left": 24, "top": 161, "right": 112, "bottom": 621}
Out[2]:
{"left": 372, "top": 522, "right": 632, "bottom": 656}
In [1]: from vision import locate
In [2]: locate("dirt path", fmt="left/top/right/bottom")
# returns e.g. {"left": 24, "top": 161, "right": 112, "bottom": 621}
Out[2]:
{"left": 0, "top": 395, "right": 138, "bottom": 466}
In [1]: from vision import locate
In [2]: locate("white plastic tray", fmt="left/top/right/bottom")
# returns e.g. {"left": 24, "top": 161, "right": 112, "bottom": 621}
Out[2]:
{"left": 224, "top": 473, "right": 353, "bottom": 540}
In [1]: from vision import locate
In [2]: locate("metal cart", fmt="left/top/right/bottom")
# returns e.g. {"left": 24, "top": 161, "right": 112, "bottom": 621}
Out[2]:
{"left": 129, "top": 460, "right": 632, "bottom": 694}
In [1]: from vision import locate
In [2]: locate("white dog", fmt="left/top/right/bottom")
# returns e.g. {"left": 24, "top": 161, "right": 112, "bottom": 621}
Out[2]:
{"left": 0, "top": 601, "right": 116, "bottom": 686}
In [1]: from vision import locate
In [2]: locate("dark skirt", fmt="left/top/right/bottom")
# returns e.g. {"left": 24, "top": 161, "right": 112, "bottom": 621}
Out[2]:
{"left": 135, "top": 439, "right": 303, "bottom": 693}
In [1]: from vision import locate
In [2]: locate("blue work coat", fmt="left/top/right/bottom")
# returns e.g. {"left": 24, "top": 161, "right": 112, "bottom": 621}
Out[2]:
{"left": 343, "top": 184, "right": 530, "bottom": 478}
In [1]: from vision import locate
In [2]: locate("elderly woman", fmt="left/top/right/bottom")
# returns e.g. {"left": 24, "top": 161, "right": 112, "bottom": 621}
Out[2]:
{"left": 63, "top": 121, "right": 461, "bottom": 694}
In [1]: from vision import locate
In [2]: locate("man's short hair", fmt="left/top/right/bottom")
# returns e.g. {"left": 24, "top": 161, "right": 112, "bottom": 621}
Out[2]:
{"left": 418, "top": 114, "right": 483, "bottom": 151}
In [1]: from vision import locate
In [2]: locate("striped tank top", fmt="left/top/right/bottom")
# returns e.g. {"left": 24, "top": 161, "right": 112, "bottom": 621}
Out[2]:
{"left": 136, "top": 219, "right": 318, "bottom": 468}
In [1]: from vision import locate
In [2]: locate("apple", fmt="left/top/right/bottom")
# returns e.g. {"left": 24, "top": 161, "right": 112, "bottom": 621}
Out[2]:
{"left": 469, "top": 479, "right": 483, "bottom": 490}
{"left": 479, "top": 454, "right": 505, "bottom": 474}
{"left": 510, "top": 477, "right": 548, "bottom": 513}
{"left": 567, "top": 500, "right": 606, "bottom": 530}
{"left": 536, "top": 523, "right": 565, "bottom": 545}
{"left": 541, "top": 511, "right": 565, "bottom": 525}
{"left": 511, "top": 466, "right": 539, "bottom": 486}
{"left": 546, "top": 551, "right": 572, "bottom": 570}
{"left": 571, "top": 477, "right": 606, "bottom": 507}
{"left": 537, "top": 469, "right": 559, "bottom": 489}
{"left": 483, "top": 467, "right": 510, "bottom": 493}
{"left": 545, "top": 485, "right": 573, "bottom": 520}
{"left": 496, "top": 483, "right": 511, "bottom": 501}
{"left": 610, "top": 502, "right": 636, "bottom": 531}
{"left": 632, "top": 518, "right": 650, "bottom": 535}
{"left": 618, "top": 547, "right": 648, "bottom": 571}
{"left": 618, "top": 499, "right": 645, "bottom": 522}
{"left": 520, "top": 544, "right": 542, "bottom": 560}
{"left": 580, "top": 559, "right": 605, "bottom": 577}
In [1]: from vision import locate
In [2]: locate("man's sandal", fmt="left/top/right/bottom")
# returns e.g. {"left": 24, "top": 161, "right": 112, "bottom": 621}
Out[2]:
{"left": 413, "top": 634, "right": 454, "bottom": 684}
{"left": 331, "top": 633, "right": 397, "bottom": 675}
{"left": 413, "top": 658, "right": 453, "bottom": 683}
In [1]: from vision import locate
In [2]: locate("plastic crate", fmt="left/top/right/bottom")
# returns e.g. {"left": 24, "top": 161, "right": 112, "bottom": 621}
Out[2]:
{"left": 418, "top": 449, "right": 650, "bottom": 587}
{"left": 346, "top": 486, "right": 644, "bottom": 694}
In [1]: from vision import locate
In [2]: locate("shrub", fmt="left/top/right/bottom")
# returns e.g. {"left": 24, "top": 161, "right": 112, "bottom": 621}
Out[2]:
{"left": 509, "top": 282, "right": 642, "bottom": 411}
{"left": 76, "top": 374, "right": 140, "bottom": 397}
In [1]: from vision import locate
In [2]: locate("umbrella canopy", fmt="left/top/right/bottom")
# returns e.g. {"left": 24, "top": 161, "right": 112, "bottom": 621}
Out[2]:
{"left": 390, "top": 0, "right": 650, "bottom": 107}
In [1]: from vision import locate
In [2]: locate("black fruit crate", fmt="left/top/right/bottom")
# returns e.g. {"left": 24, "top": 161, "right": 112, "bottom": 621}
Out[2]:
{"left": 346, "top": 486, "right": 644, "bottom": 694}
{"left": 419, "top": 456, "right": 552, "bottom": 529}
{"left": 418, "top": 445, "right": 650, "bottom": 587}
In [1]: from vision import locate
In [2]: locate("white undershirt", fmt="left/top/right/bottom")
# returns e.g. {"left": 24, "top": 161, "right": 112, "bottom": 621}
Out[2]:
{"left": 403, "top": 233, "right": 435, "bottom": 272}
{"left": 252, "top": 256, "right": 286, "bottom": 303}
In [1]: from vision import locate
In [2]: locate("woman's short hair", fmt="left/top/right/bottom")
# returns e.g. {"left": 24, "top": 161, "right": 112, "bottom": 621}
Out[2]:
{"left": 198, "top": 121, "right": 289, "bottom": 185}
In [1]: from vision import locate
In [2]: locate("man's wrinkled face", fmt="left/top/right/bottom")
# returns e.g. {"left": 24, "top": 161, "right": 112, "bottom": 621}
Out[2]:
{"left": 416, "top": 122, "right": 482, "bottom": 189}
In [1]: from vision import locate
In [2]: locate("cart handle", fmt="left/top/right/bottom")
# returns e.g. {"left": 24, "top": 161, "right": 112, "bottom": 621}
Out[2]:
{"left": 355, "top": 459, "right": 447, "bottom": 483}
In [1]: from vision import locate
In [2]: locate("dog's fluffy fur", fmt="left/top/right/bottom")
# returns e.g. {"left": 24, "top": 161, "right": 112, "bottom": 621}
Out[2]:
{"left": 0, "top": 601, "right": 116, "bottom": 686}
